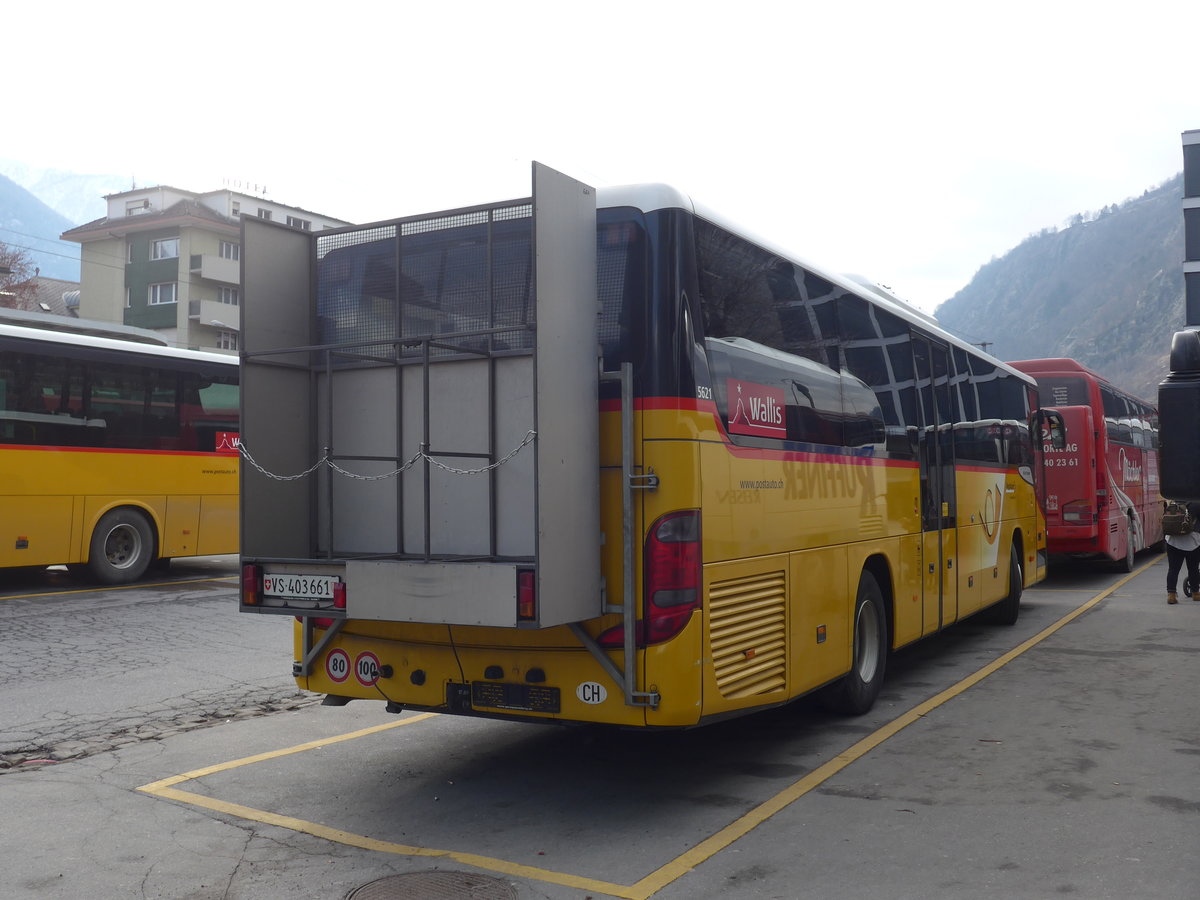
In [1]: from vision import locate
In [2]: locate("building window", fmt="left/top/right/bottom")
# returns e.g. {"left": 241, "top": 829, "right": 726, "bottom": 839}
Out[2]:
{"left": 219, "top": 286, "right": 240, "bottom": 306}
{"left": 149, "top": 282, "right": 177, "bottom": 305}
{"left": 151, "top": 238, "right": 179, "bottom": 260}
{"left": 217, "top": 330, "right": 239, "bottom": 351}
{"left": 219, "top": 241, "right": 240, "bottom": 261}
{"left": 125, "top": 199, "right": 150, "bottom": 216}
{"left": 257, "top": 209, "right": 272, "bottom": 221}
{"left": 286, "top": 215, "right": 312, "bottom": 231}
{"left": 231, "top": 201, "right": 241, "bottom": 216}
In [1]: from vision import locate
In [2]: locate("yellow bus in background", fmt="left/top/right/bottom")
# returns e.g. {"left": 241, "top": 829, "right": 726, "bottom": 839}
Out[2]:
{"left": 0, "top": 322, "right": 238, "bottom": 583}
{"left": 240, "top": 165, "right": 1061, "bottom": 726}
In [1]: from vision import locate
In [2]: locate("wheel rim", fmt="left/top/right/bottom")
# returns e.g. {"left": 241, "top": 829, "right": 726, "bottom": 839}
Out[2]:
{"left": 854, "top": 601, "right": 881, "bottom": 681}
{"left": 104, "top": 524, "right": 143, "bottom": 570}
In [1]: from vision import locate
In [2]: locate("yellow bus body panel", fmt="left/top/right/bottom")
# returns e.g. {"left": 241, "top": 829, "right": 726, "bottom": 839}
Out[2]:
{"left": 295, "top": 404, "right": 1045, "bottom": 728}
{"left": 0, "top": 446, "right": 239, "bottom": 568}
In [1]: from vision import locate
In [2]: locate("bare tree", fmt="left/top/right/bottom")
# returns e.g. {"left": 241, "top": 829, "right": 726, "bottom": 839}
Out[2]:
{"left": 0, "top": 241, "right": 38, "bottom": 310}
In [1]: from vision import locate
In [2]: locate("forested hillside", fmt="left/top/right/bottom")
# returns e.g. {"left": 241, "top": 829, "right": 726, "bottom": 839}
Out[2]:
{"left": 934, "top": 174, "right": 1184, "bottom": 402}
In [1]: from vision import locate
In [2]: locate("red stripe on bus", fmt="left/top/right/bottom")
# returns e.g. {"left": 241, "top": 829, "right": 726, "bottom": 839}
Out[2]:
{"left": 0, "top": 445, "right": 238, "bottom": 457}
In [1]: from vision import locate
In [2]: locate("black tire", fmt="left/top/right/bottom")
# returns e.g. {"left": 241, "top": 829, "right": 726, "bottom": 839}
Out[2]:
{"left": 1117, "top": 524, "right": 1136, "bottom": 573}
{"left": 985, "top": 544, "right": 1023, "bottom": 626}
{"left": 820, "top": 571, "right": 888, "bottom": 715}
{"left": 87, "top": 509, "right": 154, "bottom": 584}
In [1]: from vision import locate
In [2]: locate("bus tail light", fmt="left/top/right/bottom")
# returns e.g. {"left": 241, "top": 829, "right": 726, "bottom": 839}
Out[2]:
{"left": 598, "top": 510, "right": 702, "bottom": 648}
{"left": 645, "top": 510, "right": 702, "bottom": 643}
{"left": 242, "top": 564, "right": 261, "bottom": 605}
{"left": 517, "top": 569, "right": 537, "bottom": 621}
{"left": 1062, "top": 500, "right": 1095, "bottom": 524}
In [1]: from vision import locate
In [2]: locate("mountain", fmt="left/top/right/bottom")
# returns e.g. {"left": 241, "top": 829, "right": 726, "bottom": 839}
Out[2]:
{"left": 934, "top": 174, "right": 1184, "bottom": 402}
{"left": 0, "top": 159, "right": 129, "bottom": 226}
{"left": 0, "top": 175, "right": 82, "bottom": 281}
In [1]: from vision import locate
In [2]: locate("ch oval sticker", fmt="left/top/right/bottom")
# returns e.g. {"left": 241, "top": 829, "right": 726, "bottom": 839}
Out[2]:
{"left": 577, "top": 681, "right": 607, "bottom": 704}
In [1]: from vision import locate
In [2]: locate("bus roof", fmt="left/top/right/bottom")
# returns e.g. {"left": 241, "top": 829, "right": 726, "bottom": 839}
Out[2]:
{"left": 0, "top": 321, "right": 238, "bottom": 368}
{"left": 1009, "top": 358, "right": 1100, "bottom": 377}
{"left": 598, "top": 182, "right": 1034, "bottom": 387}
{"left": 0, "top": 307, "right": 169, "bottom": 346}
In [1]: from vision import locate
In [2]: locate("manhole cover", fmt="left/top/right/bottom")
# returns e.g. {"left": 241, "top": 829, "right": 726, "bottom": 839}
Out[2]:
{"left": 346, "top": 870, "right": 518, "bottom": 900}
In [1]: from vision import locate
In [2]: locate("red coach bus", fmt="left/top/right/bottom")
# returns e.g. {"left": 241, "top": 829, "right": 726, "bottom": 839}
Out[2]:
{"left": 1010, "top": 358, "right": 1160, "bottom": 571}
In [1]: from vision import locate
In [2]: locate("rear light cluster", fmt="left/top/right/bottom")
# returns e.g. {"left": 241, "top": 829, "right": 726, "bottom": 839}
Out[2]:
{"left": 1061, "top": 500, "right": 1095, "bottom": 524}
{"left": 599, "top": 509, "right": 702, "bottom": 648}
{"left": 241, "top": 564, "right": 261, "bottom": 605}
{"left": 517, "top": 569, "right": 536, "bottom": 621}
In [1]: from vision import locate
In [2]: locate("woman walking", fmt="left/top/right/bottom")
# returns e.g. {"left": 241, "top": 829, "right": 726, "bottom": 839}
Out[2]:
{"left": 1164, "top": 500, "right": 1200, "bottom": 604}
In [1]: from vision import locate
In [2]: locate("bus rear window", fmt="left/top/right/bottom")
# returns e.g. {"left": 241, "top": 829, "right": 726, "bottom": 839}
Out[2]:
{"left": 1036, "top": 376, "right": 1090, "bottom": 407}
{"left": 315, "top": 206, "right": 644, "bottom": 370}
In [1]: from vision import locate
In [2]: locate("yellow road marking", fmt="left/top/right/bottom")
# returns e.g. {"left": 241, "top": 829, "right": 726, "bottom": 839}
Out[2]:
{"left": 137, "top": 558, "right": 1156, "bottom": 900}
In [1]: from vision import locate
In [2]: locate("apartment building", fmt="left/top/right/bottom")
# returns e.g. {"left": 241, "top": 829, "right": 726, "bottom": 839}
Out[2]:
{"left": 62, "top": 186, "right": 349, "bottom": 352}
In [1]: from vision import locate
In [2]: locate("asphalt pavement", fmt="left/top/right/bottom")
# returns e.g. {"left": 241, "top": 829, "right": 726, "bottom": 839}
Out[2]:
{"left": 0, "top": 552, "right": 1197, "bottom": 900}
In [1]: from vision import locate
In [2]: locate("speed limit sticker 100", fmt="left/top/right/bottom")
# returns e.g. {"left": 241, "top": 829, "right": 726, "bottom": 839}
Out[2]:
{"left": 354, "top": 651, "right": 382, "bottom": 687}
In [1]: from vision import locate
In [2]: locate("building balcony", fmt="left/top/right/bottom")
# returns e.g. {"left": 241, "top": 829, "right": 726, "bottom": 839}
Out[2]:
{"left": 188, "top": 299, "right": 240, "bottom": 331}
{"left": 188, "top": 254, "right": 239, "bottom": 285}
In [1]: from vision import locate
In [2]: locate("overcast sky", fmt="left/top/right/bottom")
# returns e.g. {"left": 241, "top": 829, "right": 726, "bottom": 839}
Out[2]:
{"left": 9, "top": 0, "right": 1199, "bottom": 312}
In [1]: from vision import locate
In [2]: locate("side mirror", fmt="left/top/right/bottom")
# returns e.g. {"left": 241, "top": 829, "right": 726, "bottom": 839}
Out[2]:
{"left": 1040, "top": 409, "right": 1067, "bottom": 451}
{"left": 1160, "top": 330, "right": 1200, "bottom": 500}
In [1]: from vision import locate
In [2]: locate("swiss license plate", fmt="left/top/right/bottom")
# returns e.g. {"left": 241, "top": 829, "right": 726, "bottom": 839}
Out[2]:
{"left": 262, "top": 573, "right": 339, "bottom": 600}
{"left": 471, "top": 682, "right": 561, "bottom": 714}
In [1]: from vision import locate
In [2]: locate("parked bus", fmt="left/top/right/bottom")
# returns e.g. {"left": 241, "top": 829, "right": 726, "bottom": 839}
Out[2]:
{"left": 239, "top": 164, "right": 1063, "bottom": 727}
{"left": 1010, "top": 358, "right": 1160, "bottom": 570}
{"left": 0, "top": 322, "right": 239, "bottom": 582}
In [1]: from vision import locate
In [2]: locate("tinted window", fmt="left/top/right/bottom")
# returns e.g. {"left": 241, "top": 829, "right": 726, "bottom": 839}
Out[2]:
{"left": 695, "top": 220, "right": 839, "bottom": 369}
{"left": 0, "top": 342, "right": 237, "bottom": 451}
{"left": 706, "top": 338, "right": 849, "bottom": 447}
{"left": 1035, "top": 375, "right": 1091, "bottom": 407}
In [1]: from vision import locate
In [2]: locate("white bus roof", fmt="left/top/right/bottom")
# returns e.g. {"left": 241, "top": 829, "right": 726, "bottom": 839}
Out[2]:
{"left": 596, "top": 182, "right": 1030, "bottom": 384}
{"left": 0, "top": 322, "right": 237, "bottom": 367}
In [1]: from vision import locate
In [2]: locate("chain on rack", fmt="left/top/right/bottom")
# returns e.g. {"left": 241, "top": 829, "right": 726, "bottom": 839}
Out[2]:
{"left": 236, "top": 430, "right": 538, "bottom": 482}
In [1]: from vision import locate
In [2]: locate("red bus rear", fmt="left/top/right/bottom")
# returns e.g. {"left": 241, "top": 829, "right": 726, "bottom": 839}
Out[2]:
{"left": 1010, "top": 359, "right": 1161, "bottom": 571}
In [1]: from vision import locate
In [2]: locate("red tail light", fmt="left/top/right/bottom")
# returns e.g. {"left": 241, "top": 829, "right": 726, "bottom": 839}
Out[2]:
{"left": 644, "top": 510, "right": 702, "bottom": 643}
{"left": 1062, "top": 500, "right": 1094, "bottom": 524}
{"left": 241, "top": 564, "right": 261, "bottom": 605}
{"left": 333, "top": 581, "right": 347, "bottom": 609}
{"left": 599, "top": 509, "right": 702, "bottom": 647}
{"left": 517, "top": 569, "right": 536, "bottom": 621}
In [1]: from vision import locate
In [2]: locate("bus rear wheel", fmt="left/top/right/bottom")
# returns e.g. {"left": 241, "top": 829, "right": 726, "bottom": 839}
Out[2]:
{"left": 1117, "top": 522, "right": 1136, "bottom": 573}
{"left": 87, "top": 509, "right": 154, "bottom": 584}
{"left": 985, "top": 544, "right": 1023, "bottom": 626}
{"left": 820, "top": 570, "right": 888, "bottom": 715}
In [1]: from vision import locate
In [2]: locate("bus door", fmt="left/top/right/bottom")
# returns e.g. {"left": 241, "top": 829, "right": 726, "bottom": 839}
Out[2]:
{"left": 913, "top": 337, "right": 957, "bottom": 632}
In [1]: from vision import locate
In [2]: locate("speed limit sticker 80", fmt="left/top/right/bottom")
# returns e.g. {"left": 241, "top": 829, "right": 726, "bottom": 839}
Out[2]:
{"left": 325, "top": 649, "right": 350, "bottom": 683}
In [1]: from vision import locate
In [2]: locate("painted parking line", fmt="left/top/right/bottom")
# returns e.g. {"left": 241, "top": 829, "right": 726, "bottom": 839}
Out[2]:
{"left": 137, "top": 558, "right": 1156, "bottom": 900}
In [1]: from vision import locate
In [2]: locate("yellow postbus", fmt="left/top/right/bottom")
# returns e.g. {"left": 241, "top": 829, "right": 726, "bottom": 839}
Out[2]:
{"left": 239, "top": 164, "right": 1060, "bottom": 726}
{"left": 0, "top": 322, "right": 239, "bottom": 583}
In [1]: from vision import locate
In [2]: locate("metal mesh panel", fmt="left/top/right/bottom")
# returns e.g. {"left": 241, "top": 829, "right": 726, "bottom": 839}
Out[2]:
{"left": 316, "top": 225, "right": 397, "bottom": 260}
{"left": 316, "top": 205, "right": 534, "bottom": 363}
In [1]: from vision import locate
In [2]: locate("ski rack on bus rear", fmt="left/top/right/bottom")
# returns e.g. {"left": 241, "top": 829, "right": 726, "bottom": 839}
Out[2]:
{"left": 239, "top": 163, "right": 655, "bottom": 708}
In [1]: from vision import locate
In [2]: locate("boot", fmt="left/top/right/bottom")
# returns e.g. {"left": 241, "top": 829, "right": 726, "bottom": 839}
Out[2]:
{"left": 1168, "top": 592, "right": 1179, "bottom": 604}
{"left": 1192, "top": 591, "right": 1200, "bottom": 601}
